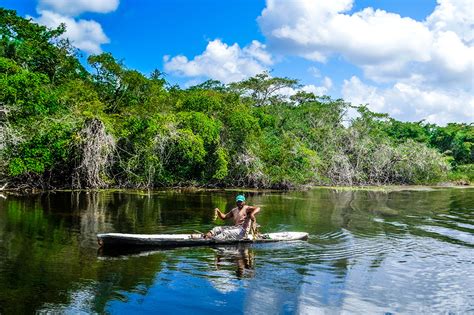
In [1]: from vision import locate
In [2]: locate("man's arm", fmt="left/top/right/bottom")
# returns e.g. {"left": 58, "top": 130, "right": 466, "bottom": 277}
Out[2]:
{"left": 246, "top": 206, "right": 261, "bottom": 221}
{"left": 215, "top": 208, "right": 233, "bottom": 220}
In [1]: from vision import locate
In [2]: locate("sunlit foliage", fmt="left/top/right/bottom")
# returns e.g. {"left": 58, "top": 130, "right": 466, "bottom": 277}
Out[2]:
{"left": 0, "top": 9, "right": 471, "bottom": 189}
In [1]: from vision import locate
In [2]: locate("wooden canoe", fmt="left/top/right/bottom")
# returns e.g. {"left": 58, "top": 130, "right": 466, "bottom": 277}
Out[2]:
{"left": 97, "top": 232, "right": 309, "bottom": 248}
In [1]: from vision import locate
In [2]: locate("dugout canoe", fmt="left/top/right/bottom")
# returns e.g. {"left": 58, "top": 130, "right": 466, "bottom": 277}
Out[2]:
{"left": 97, "top": 232, "right": 309, "bottom": 248}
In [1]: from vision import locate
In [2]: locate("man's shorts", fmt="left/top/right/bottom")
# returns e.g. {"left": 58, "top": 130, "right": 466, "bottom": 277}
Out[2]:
{"left": 209, "top": 225, "right": 246, "bottom": 240}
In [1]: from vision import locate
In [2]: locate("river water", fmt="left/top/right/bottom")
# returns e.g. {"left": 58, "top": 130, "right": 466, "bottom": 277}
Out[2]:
{"left": 0, "top": 188, "right": 473, "bottom": 314}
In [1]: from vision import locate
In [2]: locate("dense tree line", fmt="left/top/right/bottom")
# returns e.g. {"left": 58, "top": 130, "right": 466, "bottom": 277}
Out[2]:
{"left": 0, "top": 9, "right": 472, "bottom": 189}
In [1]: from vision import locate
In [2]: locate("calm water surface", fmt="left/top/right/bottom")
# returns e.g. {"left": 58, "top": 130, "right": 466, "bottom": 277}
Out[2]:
{"left": 0, "top": 188, "right": 473, "bottom": 314}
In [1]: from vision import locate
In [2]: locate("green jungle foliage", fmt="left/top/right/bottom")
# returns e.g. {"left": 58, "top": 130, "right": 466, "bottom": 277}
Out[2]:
{"left": 0, "top": 9, "right": 472, "bottom": 189}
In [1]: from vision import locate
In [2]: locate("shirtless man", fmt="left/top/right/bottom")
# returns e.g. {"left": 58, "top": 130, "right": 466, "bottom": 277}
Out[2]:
{"left": 205, "top": 195, "right": 260, "bottom": 240}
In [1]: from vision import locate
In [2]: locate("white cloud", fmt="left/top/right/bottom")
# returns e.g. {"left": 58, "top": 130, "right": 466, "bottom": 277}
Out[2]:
{"left": 279, "top": 84, "right": 327, "bottom": 99}
{"left": 259, "top": 1, "right": 433, "bottom": 66}
{"left": 301, "top": 83, "right": 329, "bottom": 96}
{"left": 164, "top": 39, "right": 273, "bottom": 83}
{"left": 29, "top": 0, "right": 119, "bottom": 54}
{"left": 258, "top": 0, "right": 474, "bottom": 124}
{"left": 258, "top": 0, "right": 473, "bottom": 87}
{"left": 426, "top": 0, "right": 474, "bottom": 44}
{"left": 302, "top": 77, "right": 333, "bottom": 96}
{"left": 32, "top": 10, "right": 109, "bottom": 54}
{"left": 279, "top": 77, "right": 333, "bottom": 99}
{"left": 308, "top": 66, "right": 321, "bottom": 78}
{"left": 322, "top": 76, "right": 333, "bottom": 90}
{"left": 429, "top": 31, "right": 474, "bottom": 88}
{"left": 342, "top": 76, "right": 474, "bottom": 125}
{"left": 38, "top": 0, "right": 119, "bottom": 16}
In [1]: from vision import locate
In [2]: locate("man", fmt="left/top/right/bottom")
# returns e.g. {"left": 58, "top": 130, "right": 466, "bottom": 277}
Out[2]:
{"left": 205, "top": 195, "right": 260, "bottom": 240}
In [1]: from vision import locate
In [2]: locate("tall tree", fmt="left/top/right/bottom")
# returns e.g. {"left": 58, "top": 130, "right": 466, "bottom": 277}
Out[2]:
{"left": 230, "top": 71, "right": 299, "bottom": 106}
{"left": 0, "top": 8, "right": 86, "bottom": 83}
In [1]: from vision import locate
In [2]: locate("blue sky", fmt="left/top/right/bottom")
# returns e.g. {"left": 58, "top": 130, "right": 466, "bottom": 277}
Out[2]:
{"left": 3, "top": 0, "right": 473, "bottom": 124}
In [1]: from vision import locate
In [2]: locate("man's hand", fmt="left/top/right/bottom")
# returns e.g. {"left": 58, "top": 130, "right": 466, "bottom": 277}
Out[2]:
{"left": 248, "top": 207, "right": 260, "bottom": 222}
{"left": 214, "top": 208, "right": 228, "bottom": 220}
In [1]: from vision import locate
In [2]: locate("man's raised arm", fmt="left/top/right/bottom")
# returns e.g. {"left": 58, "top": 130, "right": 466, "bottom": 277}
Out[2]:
{"left": 215, "top": 208, "right": 233, "bottom": 220}
{"left": 246, "top": 206, "right": 261, "bottom": 222}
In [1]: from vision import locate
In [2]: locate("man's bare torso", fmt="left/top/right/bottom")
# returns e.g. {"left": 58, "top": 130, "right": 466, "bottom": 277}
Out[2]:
{"left": 230, "top": 205, "right": 249, "bottom": 226}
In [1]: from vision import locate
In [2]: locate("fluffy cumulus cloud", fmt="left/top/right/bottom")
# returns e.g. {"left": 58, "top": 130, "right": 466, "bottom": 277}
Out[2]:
{"left": 33, "top": 10, "right": 109, "bottom": 54}
{"left": 30, "top": 0, "right": 119, "bottom": 54}
{"left": 279, "top": 76, "right": 333, "bottom": 98}
{"left": 258, "top": 0, "right": 474, "bottom": 124}
{"left": 342, "top": 76, "right": 474, "bottom": 125}
{"left": 426, "top": 0, "right": 473, "bottom": 44}
{"left": 259, "top": 1, "right": 433, "bottom": 67}
{"left": 38, "top": 0, "right": 119, "bottom": 16}
{"left": 164, "top": 39, "right": 273, "bottom": 84}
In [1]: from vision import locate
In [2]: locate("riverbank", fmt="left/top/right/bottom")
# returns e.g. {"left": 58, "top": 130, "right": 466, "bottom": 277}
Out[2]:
{"left": 1, "top": 182, "right": 472, "bottom": 196}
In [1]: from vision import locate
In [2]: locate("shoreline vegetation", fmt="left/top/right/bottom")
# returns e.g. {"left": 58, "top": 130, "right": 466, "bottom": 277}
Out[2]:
{"left": 1, "top": 9, "right": 473, "bottom": 191}
{"left": 1, "top": 185, "right": 473, "bottom": 197}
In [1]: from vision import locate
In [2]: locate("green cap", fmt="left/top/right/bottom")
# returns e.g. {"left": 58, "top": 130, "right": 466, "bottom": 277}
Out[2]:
{"left": 235, "top": 195, "right": 246, "bottom": 202}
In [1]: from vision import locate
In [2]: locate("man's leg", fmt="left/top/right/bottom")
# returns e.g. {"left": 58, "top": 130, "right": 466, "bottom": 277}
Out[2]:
{"left": 212, "top": 226, "right": 245, "bottom": 240}
{"left": 205, "top": 226, "right": 225, "bottom": 239}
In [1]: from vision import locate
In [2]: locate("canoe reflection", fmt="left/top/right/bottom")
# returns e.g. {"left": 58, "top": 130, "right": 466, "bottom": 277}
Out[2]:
{"left": 97, "top": 244, "right": 256, "bottom": 279}
{"left": 97, "top": 246, "right": 165, "bottom": 258}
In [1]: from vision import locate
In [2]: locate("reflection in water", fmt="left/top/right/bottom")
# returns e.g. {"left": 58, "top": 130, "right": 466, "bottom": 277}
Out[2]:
{"left": 98, "top": 244, "right": 256, "bottom": 280}
{"left": 0, "top": 188, "right": 473, "bottom": 313}
{"left": 214, "top": 245, "right": 255, "bottom": 279}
